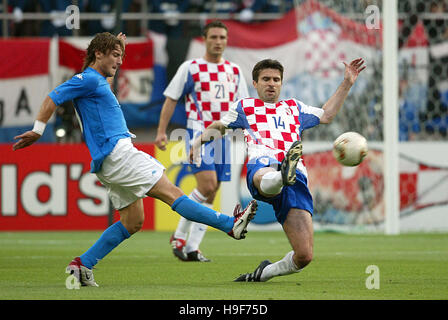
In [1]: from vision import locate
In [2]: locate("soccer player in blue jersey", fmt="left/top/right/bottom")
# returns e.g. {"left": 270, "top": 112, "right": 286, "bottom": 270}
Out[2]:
{"left": 190, "top": 58, "right": 365, "bottom": 282}
{"left": 12, "top": 32, "right": 257, "bottom": 287}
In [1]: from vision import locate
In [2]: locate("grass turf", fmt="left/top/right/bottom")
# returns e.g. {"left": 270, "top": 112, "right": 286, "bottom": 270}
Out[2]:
{"left": 0, "top": 231, "right": 447, "bottom": 300}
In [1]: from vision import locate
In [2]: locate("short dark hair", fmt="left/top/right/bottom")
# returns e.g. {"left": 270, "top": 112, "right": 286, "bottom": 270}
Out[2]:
{"left": 202, "top": 20, "right": 228, "bottom": 37}
{"left": 82, "top": 32, "right": 125, "bottom": 71}
{"left": 252, "top": 59, "right": 284, "bottom": 82}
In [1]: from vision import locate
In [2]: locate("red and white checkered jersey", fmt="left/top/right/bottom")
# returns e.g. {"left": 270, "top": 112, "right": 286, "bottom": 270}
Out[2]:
{"left": 221, "top": 98, "right": 324, "bottom": 174}
{"left": 164, "top": 58, "right": 249, "bottom": 133}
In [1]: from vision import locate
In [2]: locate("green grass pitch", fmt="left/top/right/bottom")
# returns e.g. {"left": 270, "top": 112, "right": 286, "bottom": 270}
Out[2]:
{"left": 0, "top": 230, "right": 447, "bottom": 300}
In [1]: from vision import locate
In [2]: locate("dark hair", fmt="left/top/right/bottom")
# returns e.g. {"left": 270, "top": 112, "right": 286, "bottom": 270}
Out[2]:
{"left": 202, "top": 20, "right": 228, "bottom": 37}
{"left": 252, "top": 59, "right": 284, "bottom": 82}
{"left": 82, "top": 32, "right": 125, "bottom": 71}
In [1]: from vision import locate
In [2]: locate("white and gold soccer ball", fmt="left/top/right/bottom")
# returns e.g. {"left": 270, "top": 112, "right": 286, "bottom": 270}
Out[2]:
{"left": 332, "top": 132, "right": 368, "bottom": 166}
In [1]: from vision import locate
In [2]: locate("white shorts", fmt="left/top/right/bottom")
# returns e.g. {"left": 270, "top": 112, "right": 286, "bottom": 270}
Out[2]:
{"left": 96, "top": 138, "right": 165, "bottom": 210}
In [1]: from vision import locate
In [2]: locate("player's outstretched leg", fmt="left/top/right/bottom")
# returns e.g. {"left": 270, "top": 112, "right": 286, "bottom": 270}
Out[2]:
{"left": 235, "top": 209, "right": 313, "bottom": 282}
{"left": 171, "top": 196, "right": 257, "bottom": 240}
{"left": 280, "top": 140, "right": 302, "bottom": 186}
{"left": 234, "top": 251, "right": 300, "bottom": 282}
{"left": 150, "top": 174, "right": 258, "bottom": 239}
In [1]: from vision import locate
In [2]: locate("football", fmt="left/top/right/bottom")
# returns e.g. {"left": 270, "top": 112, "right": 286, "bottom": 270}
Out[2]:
{"left": 332, "top": 132, "right": 368, "bottom": 166}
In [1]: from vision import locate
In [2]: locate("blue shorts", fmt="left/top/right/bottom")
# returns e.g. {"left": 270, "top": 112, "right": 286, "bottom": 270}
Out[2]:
{"left": 186, "top": 134, "right": 231, "bottom": 182}
{"left": 246, "top": 156, "right": 314, "bottom": 225}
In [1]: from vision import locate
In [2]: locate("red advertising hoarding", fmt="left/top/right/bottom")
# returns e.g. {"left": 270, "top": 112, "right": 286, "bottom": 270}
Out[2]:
{"left": 0, "top": 144, "right": 156, "bottom": 230}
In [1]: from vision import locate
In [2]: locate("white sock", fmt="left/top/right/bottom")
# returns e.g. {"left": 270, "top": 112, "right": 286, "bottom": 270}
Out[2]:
{"left": 174, "top": 216, "right": 191, "bottom": 240}
{"left": 260, "top": 251, "right": 300, "bottom": 282}
{"left": 259, "top": 171, "right": 283, "bottom": 195}
{"left": 185, "top": 203, "right": 211, "bottom": 253}
{"left": 174, "top": 189, "right": 207, "bottom": 240}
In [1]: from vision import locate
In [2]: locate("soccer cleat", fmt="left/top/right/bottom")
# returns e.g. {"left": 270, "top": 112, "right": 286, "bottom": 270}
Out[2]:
{"left": 169, "top": 234, "right": 188, "bottom": 261}
{"left": 66, "top": 257, "right": 99, "bottom": 287}
{"left": 228, "top": 200, "right": 258, "bottom": 240}
{"left": 234, "top": 260, "right": 272, "bottom": 282}
{"left": 186, "top": 250, "right": 211, "bottom": 262}
{"left": 280, "top": 140, "right": 302, "bottom": 186}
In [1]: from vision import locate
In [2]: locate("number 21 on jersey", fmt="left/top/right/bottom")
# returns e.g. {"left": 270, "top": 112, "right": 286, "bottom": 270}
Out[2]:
{"left": 211, "top": 82, "right": 229, "bottom": 102}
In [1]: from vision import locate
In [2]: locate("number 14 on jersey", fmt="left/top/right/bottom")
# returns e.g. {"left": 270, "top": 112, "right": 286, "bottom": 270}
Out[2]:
{"left": 268, "top": 115, "right": 291, "bottom": 131}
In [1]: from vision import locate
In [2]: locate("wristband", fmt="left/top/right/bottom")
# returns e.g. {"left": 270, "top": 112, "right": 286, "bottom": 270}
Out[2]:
{"left": 32, "top": 120, "right": 46, "bottom": 136}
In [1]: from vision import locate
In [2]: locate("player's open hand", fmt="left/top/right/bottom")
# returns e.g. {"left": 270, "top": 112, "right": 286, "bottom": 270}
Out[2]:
{"left": 117, "top": 32, "right": 127, "bottom": 48}
{"left": 343, "top": 58, "right": 366, "bottom": 85}
{"left": 12, "top": 131, "right": 40, "bottom": 151}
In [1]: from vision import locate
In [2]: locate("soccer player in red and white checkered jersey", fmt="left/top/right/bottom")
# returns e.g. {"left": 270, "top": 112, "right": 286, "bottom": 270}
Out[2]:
{"left": 190, "top": 58, "right": 365, "bottom": 281}
{"left": 155, "top": 21, "right": 249, "bottom": 262}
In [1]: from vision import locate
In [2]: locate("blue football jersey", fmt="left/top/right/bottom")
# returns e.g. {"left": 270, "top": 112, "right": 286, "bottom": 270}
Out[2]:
{"left": 49, "top": 67, "right": 132, "bottom": 172}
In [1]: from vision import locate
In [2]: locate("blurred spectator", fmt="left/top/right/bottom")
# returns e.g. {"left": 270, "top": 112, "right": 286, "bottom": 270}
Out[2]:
{"left": 123, "top": 0, "right": 143, "bottom": 37}
{"left": 7, "top": 0, "right": 40, "bottom": 37}
{"left": 399, "top": 0, "right": 448, "bottom": 137}
{"left": 9, "top": 0, "right": 27, "bottom": 24}
{"left": 183, "top": 0, "right": 204, "bottom": 38}
{"left": 245, "top": 0, "right": 294, "bottom": 13}
{"left": 85, "top": 0, "right": 133, "bottom": 36}
{"left": 202, "top": 0, "right": 238, "bottom": 14}
{"left": 238, "top": 0, "right": 294, "bottom": 23}
{"left": 399, "top": 78, "right": 421, "bottom": 141}
{"left": 148, "top": 0, "right": 190, "bottom": 38}
{"left": 148, "top": 0, "right": 191, "bottom": 83}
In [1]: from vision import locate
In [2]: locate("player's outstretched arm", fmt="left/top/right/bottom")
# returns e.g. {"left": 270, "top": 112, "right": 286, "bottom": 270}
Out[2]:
{"left": 12, "top": 96, "right": 57, "bottom": 151}
{"left": 320, "top": 58, "right": 365, "bottom": 124}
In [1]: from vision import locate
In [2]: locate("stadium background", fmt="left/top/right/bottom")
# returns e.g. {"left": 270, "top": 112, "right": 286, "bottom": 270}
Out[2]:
{"left": 0, "top": 0, "right": 447, "bottom": 234}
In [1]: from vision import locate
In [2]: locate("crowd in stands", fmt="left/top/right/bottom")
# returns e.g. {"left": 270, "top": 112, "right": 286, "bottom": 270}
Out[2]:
{"left": 1, "top": 0, "right": 447, "bottom": 140}
{"left": 1, "top": 0, "right": 295, "bottom": 37}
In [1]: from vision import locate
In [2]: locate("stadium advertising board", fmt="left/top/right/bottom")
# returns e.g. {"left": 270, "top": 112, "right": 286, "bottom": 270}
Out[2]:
{"left": 1, "top": 142, "right": 447, "bottom": 231}
{"left": 0, "top": 144, "right": 155, "bottom": 231}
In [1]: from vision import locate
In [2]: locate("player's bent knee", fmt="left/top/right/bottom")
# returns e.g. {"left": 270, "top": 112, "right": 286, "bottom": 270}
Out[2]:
{"left": 122, "top": 215, "right": 144, "bottom": 235}
{"left": 130, "top": 220, "right": 144, "bottom": 235}
{"left": 148, "top": 174, "right": 185, "bottom": 206}
{"left": 294, "top": 251, "right": 313, "bottom": 269}
{"left": 200, "top": 187, "right": 217, "bottom": 200}
{"left": 196, "top": 181, "right": 219, "bottom": 198}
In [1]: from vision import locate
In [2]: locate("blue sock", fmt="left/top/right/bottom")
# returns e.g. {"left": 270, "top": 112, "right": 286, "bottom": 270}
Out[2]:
{"left": 80, "top": 221, "right": 131, "bottom": 269}
{"left": 171, "top": 195, "right": 234, "bottom": 233}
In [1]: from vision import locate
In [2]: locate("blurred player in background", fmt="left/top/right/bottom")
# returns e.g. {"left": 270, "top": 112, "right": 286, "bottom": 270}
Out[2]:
{"left": 12, "top": 32, "right": 257, "bottom": 287}
{"left": 155, "top": 20, "right": 249, "bottom": 262}
{"left": 190, "top": 58, "right": 365, "bottom": 282}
